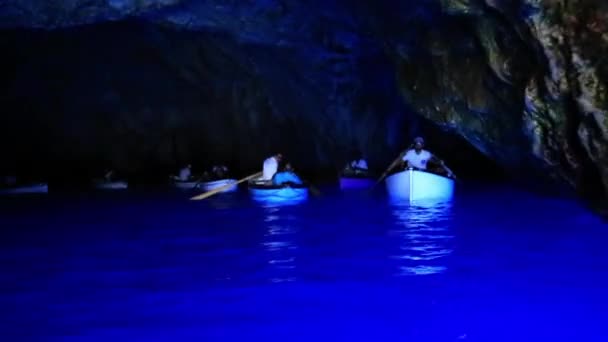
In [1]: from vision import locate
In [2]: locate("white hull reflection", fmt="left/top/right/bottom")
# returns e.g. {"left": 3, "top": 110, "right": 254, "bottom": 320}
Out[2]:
{"left": 389, "top": 200, "right": 454, "bottom": 276}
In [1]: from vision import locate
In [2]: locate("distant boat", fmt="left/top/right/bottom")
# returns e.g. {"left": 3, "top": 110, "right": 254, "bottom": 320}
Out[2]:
{"left": 200, "top": 179, "right": 238, "bottom": 193}
{"left": 385, "top": 169, "right": 454, "bottom": 202}
{"left": 171, "top": 180, "right": 200, "bottom": 190}
{"left": 0, "top": 183, "right": 48, "bottom": 195}
{"left": 93, "top": 180, "right": 128, "bottom": 190}
{"left": 248, "top": 180, "right": 308, "bottom": 204}
{"left": 339, "top": 174, "right": 374, "bottom": 190}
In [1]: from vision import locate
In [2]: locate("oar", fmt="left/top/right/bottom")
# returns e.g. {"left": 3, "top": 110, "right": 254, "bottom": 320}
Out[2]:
{"left": 442, "top": 163, "right": 457, "bottom": 180}
{"left": 192, "top": 176, "right": 207, "bottom": 190}
{"left": 190, "top": 171, "right": 262, "bottom": 200}
{"left": 433, "top": 155, "right": 458, "bottom": 181}
{"left": 373, "top": 151, "right": 406, "bottom": 187}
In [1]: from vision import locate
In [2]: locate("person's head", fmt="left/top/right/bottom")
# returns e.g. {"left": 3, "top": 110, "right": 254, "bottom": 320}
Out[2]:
{"left": 413, "top": 137, "right": 425, "bottom": 151}
{"left": 284, "top": 162, "right": 294, "bottom": 171}
{"left": 186, "top": 164, "right": 192, "bottom": 169}
{"left": 275, "top": 153, "right": 283, "bottom": 161}
{"left": 215, "top": 165, "right": 226, "bottom": 176}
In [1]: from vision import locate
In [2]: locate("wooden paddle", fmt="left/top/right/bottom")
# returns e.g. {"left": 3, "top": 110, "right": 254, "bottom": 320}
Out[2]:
{"left": 433, "top": 155, "right": 458, "bottom": 181}
{"left": 442, "top": 163, "right": 457, "bottom": 180}
{"left": 190, "top": 171, "right": 262, "bottom": 200}
{"left": 373, "top": 150, "right": 406, "bottom": 187}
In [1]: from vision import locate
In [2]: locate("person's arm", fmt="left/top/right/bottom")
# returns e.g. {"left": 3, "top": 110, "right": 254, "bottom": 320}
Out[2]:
{"left": 401, "top": 151, "right": 412, "bottom": 169}
{"left": 430, "top": 155, "right": 453, "bottom": 177}
{"left": 430, "top": 154, "right": 442, "bottom": 165}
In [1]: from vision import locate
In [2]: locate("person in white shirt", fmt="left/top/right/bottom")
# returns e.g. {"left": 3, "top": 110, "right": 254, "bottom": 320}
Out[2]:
{"left": 262, "top": 153, "right": 283, "bottom": 181}
{"left": 401, "top": 137, "right": 453, "bottom": 177}
{"left": 350, "top": 158, "right": 368, "bottom": 171}
{"left": 344, "top": 151, "right": 369, "bottom": 176}
{"left": 178, "top": 164, "right": 192, "bottom": 181}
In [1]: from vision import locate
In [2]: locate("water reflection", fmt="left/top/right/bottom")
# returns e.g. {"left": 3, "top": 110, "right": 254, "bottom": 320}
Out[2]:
{"left": 205, "top": 193, "right": 240, "bottom": 210}
{"left": 261, "top": 206, "right": 299, "bottom": 283}
{"left": 252, "top": 193, "right": 307, "bottom": 207}
{"left": 389, "top": 200, "right": 454, "bottom": 276}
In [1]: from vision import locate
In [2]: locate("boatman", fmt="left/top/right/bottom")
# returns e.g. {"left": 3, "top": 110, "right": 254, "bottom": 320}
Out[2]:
{"left": 401, "top": 137, "right": 453, "bottom": 177}
{"left": 177, "top": 164, "right": 192, "bottom": 181}
{"left": 261, "top": 153, "right": 283, "bottom": 182}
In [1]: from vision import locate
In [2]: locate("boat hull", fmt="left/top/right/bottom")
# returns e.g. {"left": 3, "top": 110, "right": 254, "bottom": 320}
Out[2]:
{"left": 249, "top": 182, "right": 308, "bottom": 205}
{"left": 385, "top": 169, "right": 454, "bottom": 202}
{"left": 94, "top": 181, "right": 128, "bottom": 190}
{"left": 339, "top": 176, "right": 374, "bottom": 190}
{"left": 200, "top": 179, "right": 238, "bottom": 193}
{"left": 172, "top": 181, "right": 200, "bottom": 190}
{"left": 0, "top": 183, "right": 48, "bottom": 194}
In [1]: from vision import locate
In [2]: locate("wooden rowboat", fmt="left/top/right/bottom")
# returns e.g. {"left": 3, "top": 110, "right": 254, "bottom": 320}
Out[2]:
{"left": 0, "top": 183, "right": 48, "bottom": 195}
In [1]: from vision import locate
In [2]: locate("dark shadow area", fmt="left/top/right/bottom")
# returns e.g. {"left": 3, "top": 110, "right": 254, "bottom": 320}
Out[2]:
{"left": 0, "top": 19, "right": 504, "bottom": 187}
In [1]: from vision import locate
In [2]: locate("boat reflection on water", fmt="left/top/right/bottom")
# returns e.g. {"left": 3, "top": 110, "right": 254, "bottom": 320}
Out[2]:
{"left": 389, "top": 199, "right": 454, "bottom": 276}
{"left": 205, "top": 193, "right": 240, "bottom": 210}
{"left": 261, "top": 206, "right": 299, "bottom": 283}
{"left": 251, "top": 188, "right": 308, "bottom": 207}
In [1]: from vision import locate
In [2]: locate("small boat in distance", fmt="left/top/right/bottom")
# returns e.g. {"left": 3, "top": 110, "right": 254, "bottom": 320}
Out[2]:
{"left": 93, "top": 180, "right": 128, "bottom": 190}
{"left": 171, "top": 180, "right": 201, "bottom": 190}
{"left": 0, "top": 183, "right": 48, "bottom": 195}
{"left": 339, "top": 158, "right": 373, "bottom": 190}
{"left": 385, "top": 168, "right": 455, "bottom": 202}
{"left": 339, "top": 174, "right": 374, "bottom": 190}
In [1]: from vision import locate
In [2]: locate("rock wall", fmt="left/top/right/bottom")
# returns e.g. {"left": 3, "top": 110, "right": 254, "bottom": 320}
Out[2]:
{"left": 0, "top": 0, "right": 606, "bottom": 207}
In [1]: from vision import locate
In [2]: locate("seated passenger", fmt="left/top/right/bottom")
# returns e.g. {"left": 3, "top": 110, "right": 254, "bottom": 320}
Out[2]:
{"left": 211, "top": 165, "right": 229, "bottom": 179}
{"left": 272, "top": 163, "right": 303, "bottom": 186}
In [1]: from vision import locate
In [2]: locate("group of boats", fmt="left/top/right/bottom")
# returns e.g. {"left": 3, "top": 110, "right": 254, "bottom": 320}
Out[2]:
{"left": 0, "top": 177, "right": 239, "bottom": 194}
{"left": 0, "top": 169, "right": 455, "bottom": 204}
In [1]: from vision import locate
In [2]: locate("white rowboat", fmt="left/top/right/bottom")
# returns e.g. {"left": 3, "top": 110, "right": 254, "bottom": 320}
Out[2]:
{"left": 385, "top": 169, "right": 454, "bottom": 202}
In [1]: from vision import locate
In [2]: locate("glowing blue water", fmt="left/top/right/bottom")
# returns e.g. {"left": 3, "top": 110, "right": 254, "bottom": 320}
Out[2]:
{"left": 0, "top": 186, "right": 607, "bottom": 341}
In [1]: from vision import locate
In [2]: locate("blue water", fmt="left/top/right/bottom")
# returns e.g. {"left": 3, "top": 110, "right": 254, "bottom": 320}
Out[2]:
{"left": 0, "top": 186, "right": 607, "bottom": 341}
